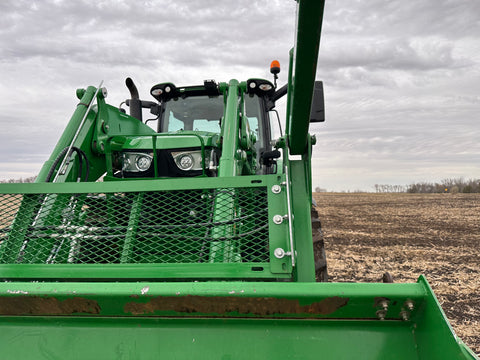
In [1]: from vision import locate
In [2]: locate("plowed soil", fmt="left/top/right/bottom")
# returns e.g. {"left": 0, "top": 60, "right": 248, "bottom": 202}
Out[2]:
{"left": 313, "top": 192, "right": 480, "bottom": 355}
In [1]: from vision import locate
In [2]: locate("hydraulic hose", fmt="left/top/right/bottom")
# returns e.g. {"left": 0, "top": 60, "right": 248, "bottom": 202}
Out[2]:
{"left": 45, "top": 146, "right": 89, "bottom": 182}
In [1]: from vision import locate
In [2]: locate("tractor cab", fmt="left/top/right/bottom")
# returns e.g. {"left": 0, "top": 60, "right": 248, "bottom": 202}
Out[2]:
{"left": 110, "top": 78, "right": 279, "bottom": 179}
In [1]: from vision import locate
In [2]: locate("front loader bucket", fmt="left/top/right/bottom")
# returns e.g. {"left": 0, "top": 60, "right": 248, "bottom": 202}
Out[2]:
{"left": 0, "top": 278, "right": 477, "bottom": 360}
{"left": 0, "top": 182, "right": 477, "bottom": 359}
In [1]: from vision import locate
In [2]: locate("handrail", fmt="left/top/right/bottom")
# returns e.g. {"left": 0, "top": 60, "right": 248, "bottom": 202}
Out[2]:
{"left": 53, "top": 81, "right": 104, "bottom": 182}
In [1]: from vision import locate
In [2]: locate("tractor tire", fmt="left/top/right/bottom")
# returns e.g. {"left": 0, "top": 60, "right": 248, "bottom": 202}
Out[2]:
{"left": 312, "top": 206, "right": 328, "bottom": 282}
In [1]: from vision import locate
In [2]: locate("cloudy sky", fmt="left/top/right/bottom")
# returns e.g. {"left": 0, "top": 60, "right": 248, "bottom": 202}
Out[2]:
{"left": 1, "top": 0, "right": 479, "bottom": 191}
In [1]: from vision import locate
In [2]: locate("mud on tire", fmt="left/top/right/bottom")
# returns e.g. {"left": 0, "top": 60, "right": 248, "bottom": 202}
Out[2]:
{"left": 312, "top": 206, "right": 328, "bottom": 282}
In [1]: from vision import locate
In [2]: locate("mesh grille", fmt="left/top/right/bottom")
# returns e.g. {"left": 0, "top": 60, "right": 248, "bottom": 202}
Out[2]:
{"left": 0, "top": 188, "right": 269, "bottom": 265}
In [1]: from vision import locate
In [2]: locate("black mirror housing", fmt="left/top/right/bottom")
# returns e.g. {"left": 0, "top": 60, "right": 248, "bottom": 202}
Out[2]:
{"left": 310, "top": 81, "right": 325, "bottom": 122}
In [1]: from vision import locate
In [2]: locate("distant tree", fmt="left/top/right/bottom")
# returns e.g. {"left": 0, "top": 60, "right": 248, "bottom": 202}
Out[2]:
{"left": 374, "top": 184, "right": 406, "bottom": 193}
{"left": 406, "top": 178, "right": 480, "bottom": 193}
{"left": 0, "top": 176, "right": 37, "bottom": 184}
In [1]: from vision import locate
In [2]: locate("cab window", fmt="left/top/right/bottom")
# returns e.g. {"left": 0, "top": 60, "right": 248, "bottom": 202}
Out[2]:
{"left": 160, "top": 95, "right": 223, "bottom": 133}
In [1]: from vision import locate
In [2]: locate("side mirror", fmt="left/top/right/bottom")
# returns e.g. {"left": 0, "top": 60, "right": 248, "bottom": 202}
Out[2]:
{"left": 310, "top": 81, "right": 325, "bottom": 122}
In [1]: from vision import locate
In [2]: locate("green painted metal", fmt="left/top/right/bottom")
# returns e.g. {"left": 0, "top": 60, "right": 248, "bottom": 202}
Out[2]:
{"left": 0, "top": 175, "right": 289, "bottom": 280}
{"left": 0, "top": 318, "right": 417, "bottom": 360}
{"left": 36, "top": 86, "right": 98, "bottom": 182}
{"left": 0, "top": 263, "right": 283, "bottom": 280}
{"left": 218, "top": 79, "right": 241, "bottom": 177}
{"left": 0, "top": 175, "right": 276, "bottom": 194}
{"left": 107, "top": 132, "right": 209, "bottom": 178}
{"left": 0, "top": 278, "right": 429, "bottom": 318}
{"left": 120, "top": 192, "right": 143, "bottom": 263}
{"left": 36, "top": 86, "right": 108, "bottom": 183}
{"left": 287, "top": 0, "right": 325, "bottom": 155}
{"left": 209, "top": 79, "right": 245, "bottom": 262}
{"left": 289, "top": 159, "right": 316, "bottom": 282}
{"left": 110, "top": 133, "right": 213, "bottom": 150}
{"left": 209, "top": 189, "right": 238, "bottom": 263}
{"left": 0, "top": 277, "right": 476, "bottom": 359}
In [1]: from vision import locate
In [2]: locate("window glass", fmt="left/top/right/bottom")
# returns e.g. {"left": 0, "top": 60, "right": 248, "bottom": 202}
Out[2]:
{"left": 161, "top": 95, "right": 223, "bottom": 133}
{"left": 167, "top": 112, "right": 184, "bottom": 132}
{"left": 193, "top": 119, "right": 221, "bottom": 132}
{"left": 244, "top": 95, "right": 263, "bottom": 150}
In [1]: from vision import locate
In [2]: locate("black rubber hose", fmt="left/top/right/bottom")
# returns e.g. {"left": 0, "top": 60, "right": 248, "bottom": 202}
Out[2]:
{"left": 78, "top": 148, "right": 90, "bottom": 182}
{"left": 75, "top": 148, "right": 83, "bottom": 182}
{"left": 46, "top": 147, "right": 69, "bottom": 182}
{"left": 46, "top": 146, "right": 89, "bottom": 182}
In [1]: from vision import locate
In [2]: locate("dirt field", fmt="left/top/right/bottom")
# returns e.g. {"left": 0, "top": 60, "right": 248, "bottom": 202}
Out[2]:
{"left": 313, "top": 192, "right": 480, "bottom": 354}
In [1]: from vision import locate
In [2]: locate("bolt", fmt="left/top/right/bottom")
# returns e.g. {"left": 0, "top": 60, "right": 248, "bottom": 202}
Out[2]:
{"left": 400, "top": 311, "right": 410, "bottom": 321}
{"left": 379, "top": 299, "right": 389, "bottom": 311}
{"left": 235, "top": 149, "right": 245, "bottom": 160}
{"left": 274, "top": 248, "right": 286, "bottom": 259}
{"left": 405, "top": 300, "right": 415, "bottom": 311}
{"left": 273, "top": 215, "right": 284, "bottom": 224}
{"left": 376, "top": 309, "right": 387, "bottom": 321}
{"left": 271, "top": 185, "right": 282, "bottom": 194}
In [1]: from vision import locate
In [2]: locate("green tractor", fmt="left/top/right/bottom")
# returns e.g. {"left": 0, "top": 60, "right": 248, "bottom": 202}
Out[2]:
{"left": 0, "top": 1, "right": 477, "bottom": 359}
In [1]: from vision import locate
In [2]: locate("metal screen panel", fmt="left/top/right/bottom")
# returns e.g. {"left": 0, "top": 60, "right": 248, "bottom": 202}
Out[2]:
{"left": 0, "top": 187, "right": 269, "bottom": 265}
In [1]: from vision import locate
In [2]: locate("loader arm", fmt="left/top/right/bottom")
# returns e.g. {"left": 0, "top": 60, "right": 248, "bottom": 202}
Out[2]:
{"left": 287, "top": 0, "right": 325, "bottom": 155}
{"left": 275, "top": 0, "right": 327, "bottom": 282}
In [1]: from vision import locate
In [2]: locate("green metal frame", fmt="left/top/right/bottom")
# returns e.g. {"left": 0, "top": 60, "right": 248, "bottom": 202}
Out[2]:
{"left": 0, "top": 276, "right": 476, "bottom": 359}
{"left": 0, "top": 175, "right": 294, "bottom": 280}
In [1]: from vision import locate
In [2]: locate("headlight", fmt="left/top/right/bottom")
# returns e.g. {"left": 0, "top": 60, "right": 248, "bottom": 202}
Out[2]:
{"left": 122, "top": 152, "right": 153, "bottom": 172}
{"left": 176, "top": 154, "right": 194, "bottom": 170}
{"left": 171, "top": 150, "right": 210, "bottom": 171}
{"left": 246, "top": 79, "right": 275, "bottom": 96}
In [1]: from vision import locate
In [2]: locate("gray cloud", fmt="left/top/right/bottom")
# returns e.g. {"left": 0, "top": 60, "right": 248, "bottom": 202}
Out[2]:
{"left": 320, "top": 37, "right": 471, "bottom": 72}
{"left": 1, "top": 0, "right": 479, "bottom": 191}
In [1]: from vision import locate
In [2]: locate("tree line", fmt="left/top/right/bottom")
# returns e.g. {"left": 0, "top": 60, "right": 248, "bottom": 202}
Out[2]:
{"left": 374, "top": 178, "right": 480, "bottom": 193}
{"left": 0, "top": 176, "right": 37, "bottom": 184}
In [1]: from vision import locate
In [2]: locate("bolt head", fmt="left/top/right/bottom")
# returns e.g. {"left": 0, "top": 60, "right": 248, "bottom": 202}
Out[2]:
{"left": 400, "top": 311, "right": 410, "bottom": 321}
{"left": 405, "top": 300, "right": 415, "bottom": 311}
{"left": 380, "top": 300, "right": 389, "bottom": 311}
{"left": 273, "top": 215, "right": 284, "bottom": 224}
{"left": 274, "top": 248, "right": 285, "bottom": 259}
{"left": 271, "top": 185, "right": 282, "bottom": 194}
{"left": 376, "top": 309, "right": 386, "bottom": 320}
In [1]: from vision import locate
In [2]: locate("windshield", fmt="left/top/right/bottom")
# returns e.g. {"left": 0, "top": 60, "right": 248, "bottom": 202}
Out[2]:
{"left": 160, "top": 95, "right": 224, "bottom": 133}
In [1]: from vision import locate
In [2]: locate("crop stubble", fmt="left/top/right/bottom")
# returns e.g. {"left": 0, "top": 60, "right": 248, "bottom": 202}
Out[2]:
{"left": 314, "top": 192, "right": 480, "bottom": 354}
